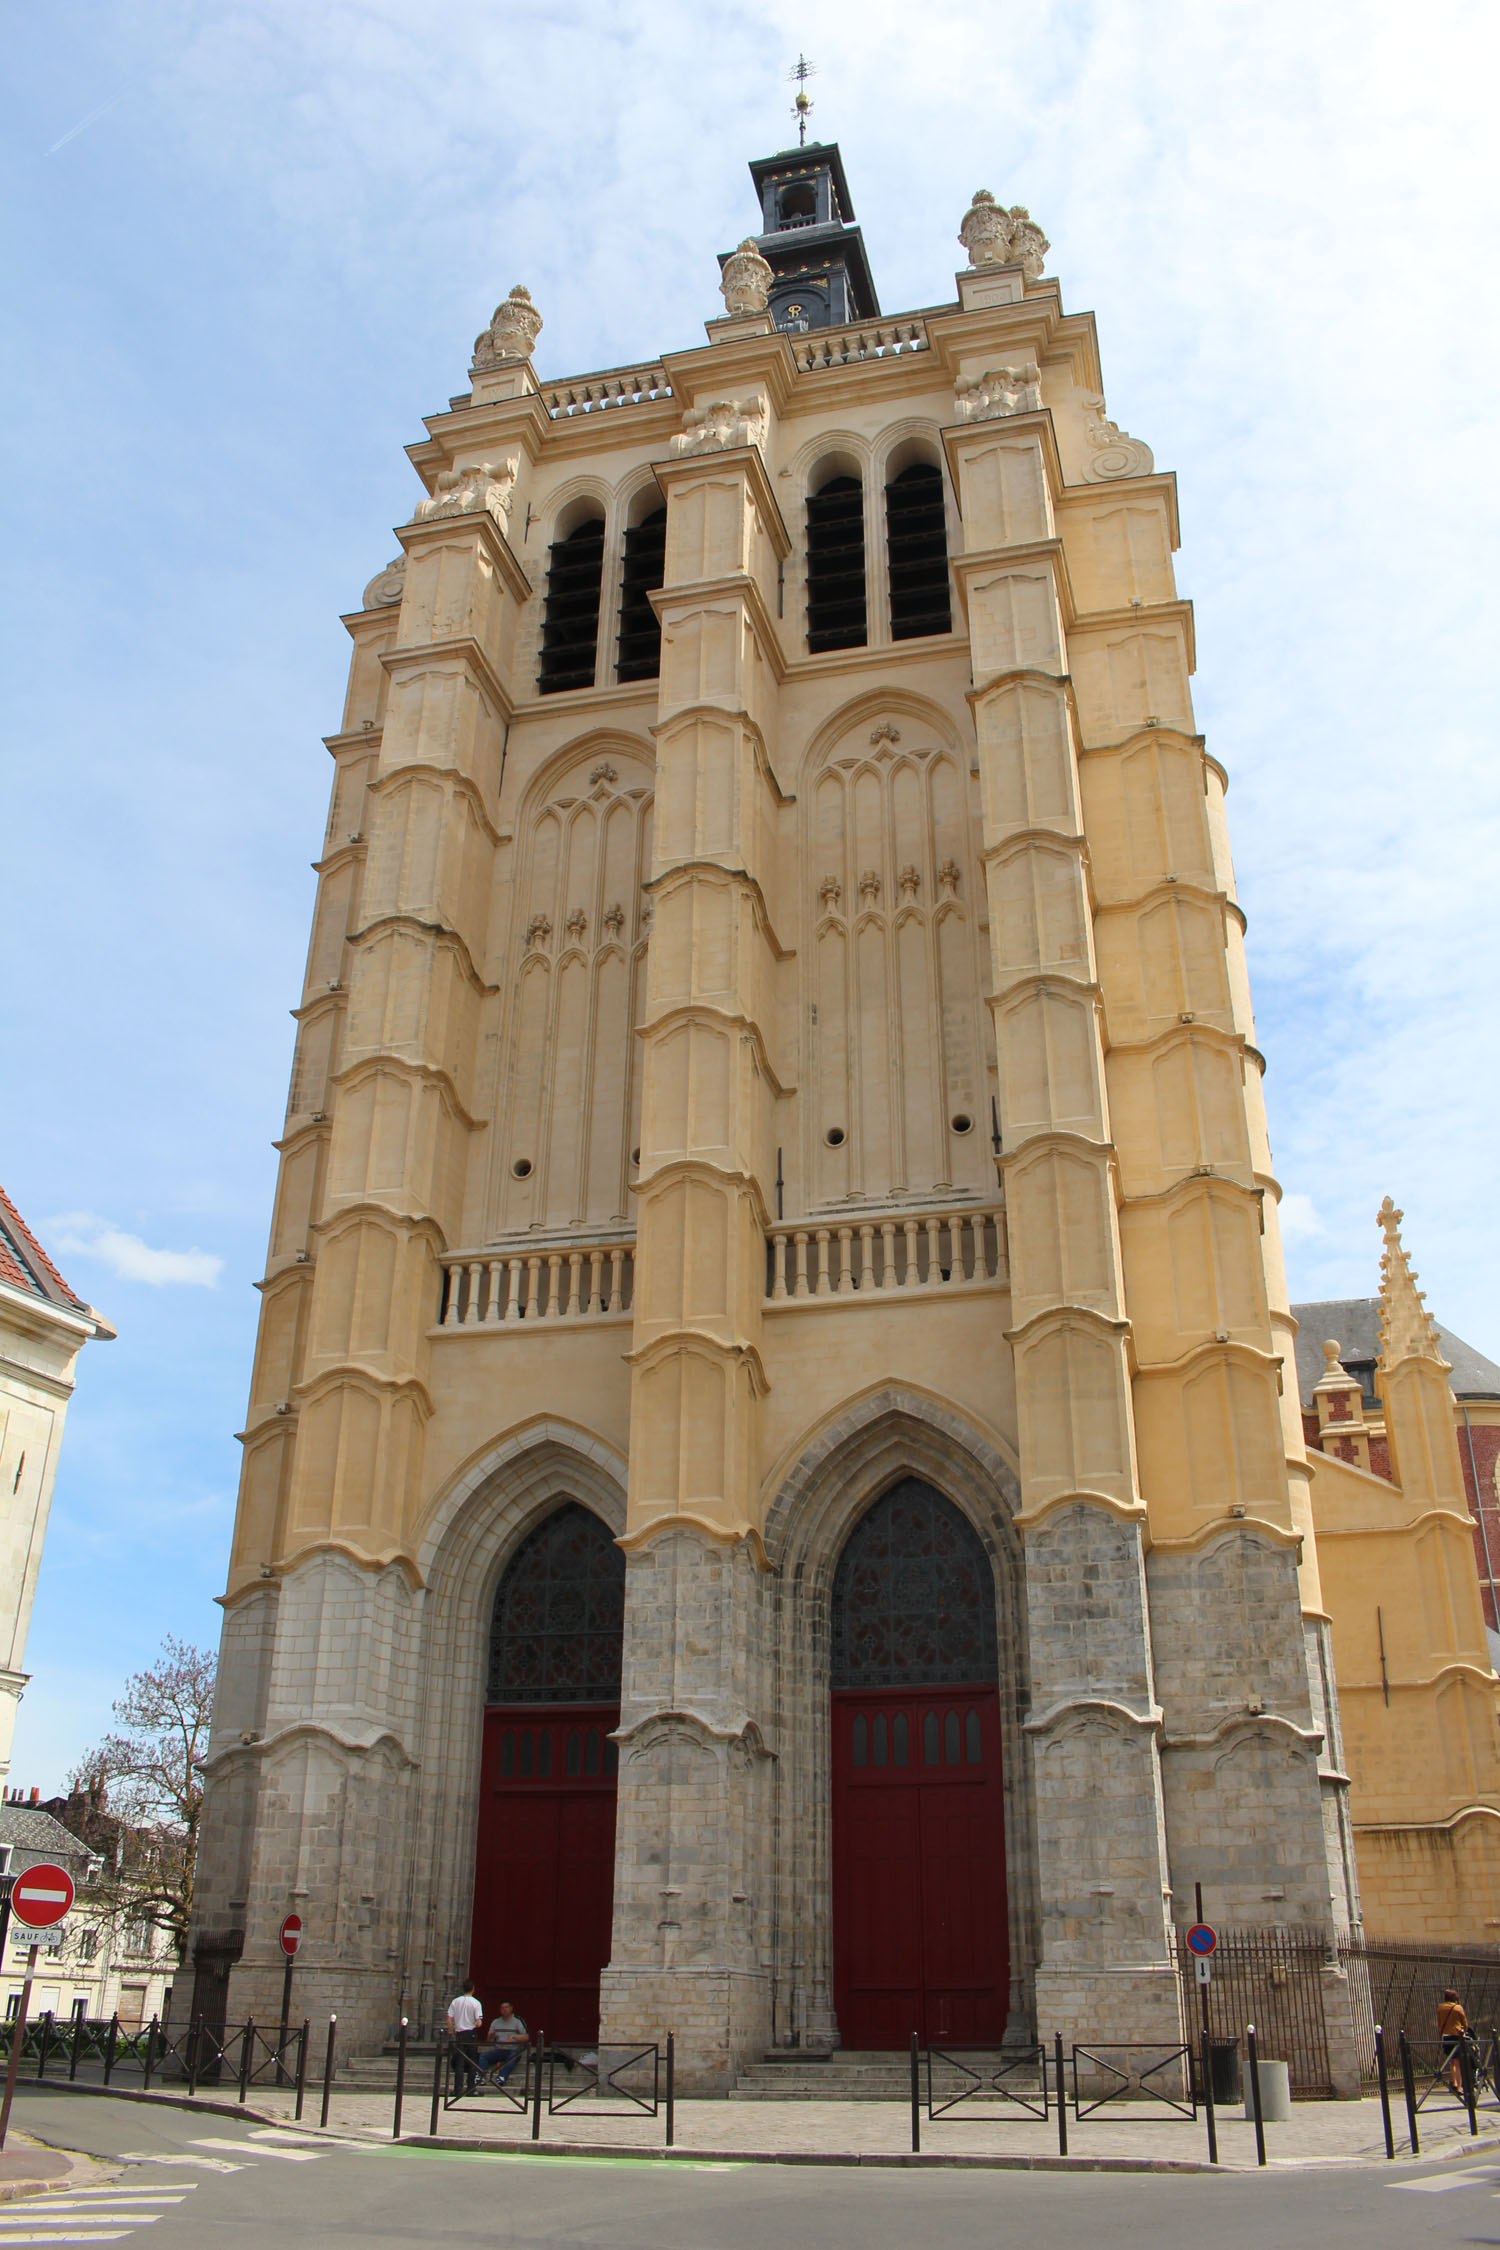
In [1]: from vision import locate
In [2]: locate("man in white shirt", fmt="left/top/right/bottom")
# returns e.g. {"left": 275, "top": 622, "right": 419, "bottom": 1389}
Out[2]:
{"left": 479, "top": 2000, "right": 529, "bottom": 2087}
{"left": 446, "top": 1979, "right": 484, "bottom": 2094}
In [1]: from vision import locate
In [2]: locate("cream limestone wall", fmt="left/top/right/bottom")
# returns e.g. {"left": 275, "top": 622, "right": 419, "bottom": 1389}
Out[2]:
{"left": 194, "top": 239, "right": 1361, "bottom": 2091}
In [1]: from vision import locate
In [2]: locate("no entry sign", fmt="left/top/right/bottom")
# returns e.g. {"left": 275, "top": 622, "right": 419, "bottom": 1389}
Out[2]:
{"left": 10, "top": 1863, "right": 74, "bottom": 1930}
{"left": 280, "top": 1913, "right": 303, "bottom": 1956}
{"left": 1186, "top": 1921, "right": 1217, "bottom": 1957}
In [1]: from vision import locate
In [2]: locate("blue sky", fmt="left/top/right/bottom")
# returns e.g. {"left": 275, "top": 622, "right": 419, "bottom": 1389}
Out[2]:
{"left": 4, "top": 0, "right": 1497, "bottom": 1791}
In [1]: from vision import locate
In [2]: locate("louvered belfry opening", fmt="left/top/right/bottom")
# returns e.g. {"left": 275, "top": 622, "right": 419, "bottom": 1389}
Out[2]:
{"left": 615, "top": 506, "right": 667, "bottom": 682}
{"left": 886, "top": 462, "right": 952, "bottom": 641}
{"left": 805, "top": 474, "right": 867, "bottom": 653}
{"left": 538, "top": 516, "right": 606, "bottom": 693}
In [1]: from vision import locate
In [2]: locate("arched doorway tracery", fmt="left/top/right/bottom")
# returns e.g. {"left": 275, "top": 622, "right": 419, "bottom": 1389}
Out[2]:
{"left": 469, "top": 1501, "right": 625, "bottom": 2039}
{"left": 830, "top": 1478, "right": 1009, "bottom": 2048}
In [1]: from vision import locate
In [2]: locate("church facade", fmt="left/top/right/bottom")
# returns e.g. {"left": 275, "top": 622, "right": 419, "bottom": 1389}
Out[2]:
{"left": 191, "top": 143, "right": 1368, "bottom": 2091}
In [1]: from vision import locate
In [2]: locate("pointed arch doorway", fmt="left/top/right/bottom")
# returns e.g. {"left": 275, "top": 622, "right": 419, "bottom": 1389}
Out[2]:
{"left": 469, "top": 1503, "right": 624, "bottom": 2039}
{"left": 830, "top": 1479, "right": 1009, "bottom": 2048}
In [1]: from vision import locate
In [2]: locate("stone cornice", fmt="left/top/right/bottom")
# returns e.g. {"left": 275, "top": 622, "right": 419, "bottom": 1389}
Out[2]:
{"left": 1068, "top": 597, "right": 1197, "bottom": 677}
{"left": 648, "top": 702, "right": 793, "bottom": 806}
{"left": 616, "top": 1518, "right": 771, "bottom": 1570}
{"left": 650, "top": 441, "right": 792, "bottom": 560}
{"left": 636, "top": 1000, "right": 788, "bottom": 1098}
{"left": 625, "top": 1327, "right": 770, "bottom": 1398}
{"left": 782, "top": 631, "right": 969, "bottom": 686}
{"left": 1023, "top": 1694, "right": 1161, "bottom": 1737}
{"left": 347, "top": 905, "right": 496, "bottom": 996}
{"left": 1055, "top": 470, "right": 1181, "bottom": 550}
{"left": 394, "top": 503, "right": 533, "bottom": 607}
{"left": 330, "top": 1049, "right": 484, "bottom": 1133}
{"left": 951, "top": 537, "right": 1077, "bottom": 634}
{"left": 649, "top": 855, "right": 792, "bottom": 961}
{"left": 650, "top": 570, "right": 789, "bottom": 685}
{"left": 941, "top": 409, "right": 1067, "bottom": 514}
{"left": 379, "top": 634, "right": 514, "bottom": 725}
{"left": 612, "top": 1704, "right": 775, "bottom": 1753}
{"left": 633, "top": 1153, "right": 776, "bottom": 1230}
{"left": 366, "top": 757, "right": 505, "bottom": 849}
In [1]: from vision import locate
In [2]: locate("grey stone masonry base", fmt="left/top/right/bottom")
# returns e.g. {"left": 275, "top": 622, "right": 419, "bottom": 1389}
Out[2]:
{"left": 599, "top": 1965, "right": 771, "bottom": 2094}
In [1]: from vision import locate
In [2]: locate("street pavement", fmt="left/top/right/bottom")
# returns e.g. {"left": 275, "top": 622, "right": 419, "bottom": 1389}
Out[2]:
{"left": 6, "top": 2086, "right": 1500, "bottom": 2248}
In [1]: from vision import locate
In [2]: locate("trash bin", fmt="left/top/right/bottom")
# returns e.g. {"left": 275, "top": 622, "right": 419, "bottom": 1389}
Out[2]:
{"left": 1207, "top": 2037, "right": 1241, "bottom": 2105}
{"left": 1244, "top": 2057, "right": 1292, "bottom": 2122}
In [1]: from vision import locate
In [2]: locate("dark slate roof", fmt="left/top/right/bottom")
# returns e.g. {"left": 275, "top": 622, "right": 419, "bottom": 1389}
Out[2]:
{"left": 0, "top": 1804, "right": 92, "bottom": 1870}
{"left": 0, "top": 1185, "right": 112, "bottom": 1336}
{"left": 1290, "top": 1298, "right": 1500, "bottom": 1407}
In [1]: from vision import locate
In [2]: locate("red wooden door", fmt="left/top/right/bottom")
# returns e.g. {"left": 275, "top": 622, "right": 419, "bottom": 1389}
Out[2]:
{"left": 831, "top": 1685, "right": 1008, "bottom": 2049}
{"left": 469, "top": 1703, "right": 619, "bottom": 2041}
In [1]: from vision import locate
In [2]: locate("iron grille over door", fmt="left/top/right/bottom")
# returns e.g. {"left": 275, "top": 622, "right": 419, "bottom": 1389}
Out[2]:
{"left": 486, "top": 1500, "right": 625, "bottom": 1703}
{"left": 832, "top": 1478, "right": 997, "bottom": 1689}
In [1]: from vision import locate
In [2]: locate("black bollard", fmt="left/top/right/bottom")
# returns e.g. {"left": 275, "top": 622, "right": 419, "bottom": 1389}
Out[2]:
{"left": 103, "top": 2014, "right": 118, "bottom": 2089}
{"left": 909, "top": 2031, "right": 920, "bottom": 2154}
{"left": 36, "top": 2011, "right": 53, "bottom": 2082}
{"left": 320, "top": 2015, "right": 337, "bottom": 2129}
{"left": 239, "top": 2017, "right": 255, "bottom": 2106}
{"left": 295, "top": 2020, "right": 310, "bottom": 2123}
{"left": 531, "top": 2029, "right": 545, "bottom": 2141}
{"left": 1461, "top": 2033, "right": 1479, "bottom": 2136}
{"left": 393, "top": 2016, "right": 408, "bottom": 2141}
{"left": 186, "top": 2015, "right": 202, "bottom": 2099}
{"left": 143, "top": 2016, "right": 158, "bottom": 2091}
{"left": 665, "top": 2032, "right": 675, "bottom": 2149}
{"left": 429, "top": 2028, "right": 445, "bottom": 2137}
{"left": 1200, "top": 2031, "right": 1217, "bottom": 2165}
{"left": 1055, "top": 2032, "right": 1068, "bottom": 2156}
{"left": 1374, "top": 2026, "right": 1395, "bottom": 2159}
{"left": 69, "top": 2008, "right": 86, "bottom": 2083}
{"left": 1398, "top": 2028, "right": 1419, "bottom": 2155}
{"left": 1246, "top": 2022, "right": 1265, "bottom": 2169}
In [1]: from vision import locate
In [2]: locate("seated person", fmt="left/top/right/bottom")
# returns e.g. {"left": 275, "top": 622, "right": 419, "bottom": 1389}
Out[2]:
{"left": 479, "top": 2000, "right": 529, "bottom": 2083}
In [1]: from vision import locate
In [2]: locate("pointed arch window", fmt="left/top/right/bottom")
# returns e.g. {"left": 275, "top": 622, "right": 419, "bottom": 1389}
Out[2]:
{"left": 885, "top": 462, "right": 951, "bottom": 640}
{"left": 831, "top": 1478, "right": 997, "bottom": 1689}
{"left": 806, "top": 474, "right": 867, "bottom": 653}
{"left": 486, "top": 1500, "right": 625, "bottom": 1703}
{"left": 616, "top": 506, "right": 666, "bottom": 682}
{"left": 538, "top": 516, "right": 605, "bottom": 694}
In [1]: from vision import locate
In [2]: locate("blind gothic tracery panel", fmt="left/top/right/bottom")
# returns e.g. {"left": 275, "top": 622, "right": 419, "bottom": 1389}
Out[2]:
{"left": 831, "top": 1480, "right": 998, "bottom": 1690}
{"left": 486, "top": 1502, "right": 626, "bottom": 1704}
{"left": 497, "top": 751, "right": 653, "bottom": 1234}
{"left": 809, "top": 718, "right": 991, "bottom": 1207}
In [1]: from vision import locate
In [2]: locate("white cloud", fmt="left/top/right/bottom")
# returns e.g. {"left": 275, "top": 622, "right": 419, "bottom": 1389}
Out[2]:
{"left": 45, "top": 1212, "right": 223, "bottom": 1289}
{"left": 1277, "top": 1194, "right": 1325, "bottom": 1246}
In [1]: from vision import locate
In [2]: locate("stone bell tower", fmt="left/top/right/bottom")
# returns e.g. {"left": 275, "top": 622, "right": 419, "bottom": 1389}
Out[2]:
{"left": 191, "top": 140, "right": 1361, "bottom": 2095}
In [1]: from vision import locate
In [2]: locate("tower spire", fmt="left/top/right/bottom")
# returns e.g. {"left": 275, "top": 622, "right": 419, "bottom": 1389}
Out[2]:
{"left": 788, "top": 53, "right": 815, "bottom": 145}
{"left": 1376, "top": 1196, "right": 1448, "bottom": 1368}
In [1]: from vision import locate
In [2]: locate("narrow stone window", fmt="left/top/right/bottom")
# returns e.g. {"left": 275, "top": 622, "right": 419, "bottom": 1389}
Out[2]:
{"left": 885, "top": 462, "right": 951, "bottom": 640}
{"left": 851, "top": 1713, "right": 868, "bottom": 1766}
{"left": 616, "top": 506, "right": 666, "bottom": 681}
{"left": 872, "top": 1712, "right": 888, "bottom": 1766}
{"left": 806, "top": 474, "right": 867, "bottom": 652}
{"left": 892, "top": 1711, "right": 909, "bottom": 1765}
{"left": 923, "top": 1710, "right": 941, "bottom": 1765}
{"left": 945, "top": 1709, "right": 961, "bottom": 1764}
{"left": 538, "top": 516, "right": 605, "bottom": 693}
{"left": 965, "top": 1707, "right": 982, "bottom": 1763}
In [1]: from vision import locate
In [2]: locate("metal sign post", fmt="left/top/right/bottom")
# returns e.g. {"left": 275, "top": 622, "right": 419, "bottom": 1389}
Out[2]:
{"left": 0, "top": 1863, "right": 75, "bottom": 2151}
{"left": 277, "top": 1915, "right": 302, "bottom": 2085}
{"left": 1189, "top": 1884, "right": 1218, "bottom": 2103}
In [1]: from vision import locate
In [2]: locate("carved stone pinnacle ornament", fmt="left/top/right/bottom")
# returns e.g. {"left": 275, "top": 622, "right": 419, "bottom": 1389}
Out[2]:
{"left": 413, "top": 456, "right": 520, "bottom": 527}
{"left": 474, "top": 284, "right": 544, "bottom": 370}
{"left": 957, "top": 191, "right": 1049, "bottom": 281}
{"left": 719, "top": 239, "right": 774, "bottom": 318}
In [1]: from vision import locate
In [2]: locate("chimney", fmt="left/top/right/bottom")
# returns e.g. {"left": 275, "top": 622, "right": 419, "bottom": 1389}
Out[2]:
{"left": 29, "top": 1786, "right": 39, "bottom": 1804}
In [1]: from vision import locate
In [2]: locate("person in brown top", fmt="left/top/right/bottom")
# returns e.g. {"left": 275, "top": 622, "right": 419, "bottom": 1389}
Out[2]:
{"left": 1437, "top": 1987, "right": 1469, "bottom": 2091}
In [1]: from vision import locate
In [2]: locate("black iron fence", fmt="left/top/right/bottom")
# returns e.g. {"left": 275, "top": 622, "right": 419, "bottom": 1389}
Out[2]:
{"left": 0, "top": 2010, "right": 310, "bottom": 2106}
{"left": 1175, "top": 1927, "right": 1338, "bottom": 2095}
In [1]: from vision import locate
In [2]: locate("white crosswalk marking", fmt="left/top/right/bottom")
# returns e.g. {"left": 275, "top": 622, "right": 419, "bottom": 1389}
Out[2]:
{"left": 187, "top": 2137, "right": 322, "bottom": 2163}
{"left": 0, "top": 2185, "right": 193, "bottom": 2246}
{"left": 0, "top": 2236, "right": 133, "bottom": 2243}
{"left": 1391, "top": 2165, "right": 1500, "bottom": 2192}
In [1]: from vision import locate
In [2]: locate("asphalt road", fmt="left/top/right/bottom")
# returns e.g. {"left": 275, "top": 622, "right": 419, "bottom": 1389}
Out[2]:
{"left": 8, "top": 2085, "right": 1500, "bottom": 2249}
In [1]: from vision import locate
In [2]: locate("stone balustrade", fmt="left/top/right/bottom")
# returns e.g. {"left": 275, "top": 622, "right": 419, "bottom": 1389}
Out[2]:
{"left": 542, "top": 365, "right": 674, "bottom": 418}
{"left": 438, "top": 1238, "right": 635, "bottom": 1327}
{"left": 765, "top": 1203, "right": 1007, "bottom": 1303}
{"left": 794, "top": 318, "right": 929, "bottom": 370}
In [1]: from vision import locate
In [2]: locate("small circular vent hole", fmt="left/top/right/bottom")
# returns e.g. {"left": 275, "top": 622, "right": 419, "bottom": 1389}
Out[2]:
{"left": 951, "top": 1113, "right": 973, "bottom": 1135}
{"left": 631, "top": 1148, "right": 641, "bottom": 1165}
{"left": 825, "top": 1126, "right": 846, "bottom": 1148}
{"left": 511, "top": 1157, "right": 533, "bottom": 1179}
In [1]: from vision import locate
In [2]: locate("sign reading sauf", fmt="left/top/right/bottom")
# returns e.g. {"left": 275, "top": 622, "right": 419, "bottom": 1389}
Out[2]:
{"left": 191, "top": 141, "right": 1368, "bottom": 2097}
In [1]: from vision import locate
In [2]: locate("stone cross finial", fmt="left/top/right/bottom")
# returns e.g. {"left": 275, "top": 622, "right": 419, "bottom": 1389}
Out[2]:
{"left": 1376, "top": 1197, "right": 1448, "bottom": 1369}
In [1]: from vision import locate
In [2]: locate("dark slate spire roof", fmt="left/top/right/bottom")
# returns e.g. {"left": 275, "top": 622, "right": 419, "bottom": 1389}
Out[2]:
{"left": 722, "top": 141, "right": 879, "bottom": 334}
{"left": 1290, "top": 1297, "right": 1500, "bottom": 1408}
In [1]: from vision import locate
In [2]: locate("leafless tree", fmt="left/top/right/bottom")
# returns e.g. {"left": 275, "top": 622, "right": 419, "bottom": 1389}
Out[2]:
{"left": 67, "top": 1637, "right": 216, "bottom": 1965}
